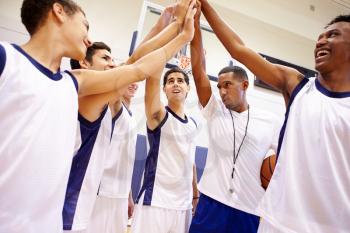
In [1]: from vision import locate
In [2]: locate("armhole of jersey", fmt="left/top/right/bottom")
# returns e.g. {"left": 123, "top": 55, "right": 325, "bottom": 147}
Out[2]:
{"left": 78, "top": 105, "right": 108, "bottom": 129}
{"left": 288, "top": 78, "right": 309, "bottom": 108}
{"left": 112, "top": 105, "right": 124, "bottom": 123}
{"left": 276, "top": 77, "right": 309, "bottom": 158}
{"left": 147, "top": 111, "right": 169, "bottom": 134}
{"left": 0, "top": 44, "right": 6, "bottom": 77}
{"left": 64, "top": 70, "right": 79, "bottom": 93}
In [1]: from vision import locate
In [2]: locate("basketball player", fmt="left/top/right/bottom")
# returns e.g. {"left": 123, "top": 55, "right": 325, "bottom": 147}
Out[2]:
{"left": 62, "top": 42, "right": 116, "bottom": 232}
{"left": 199, "top": 1, "right": 350, "bottom": 232}
{"left": 131, "top": 65, "right": 199, "bottom": 233}
{"left": 188, "top": 3, "right": 281, "bottom": 232}
{"left": 0, "top": 0, "right": 196, "bottom": 232}
{"left": 64, "top": 42, "right": 138, "bottom": 232}
{"left": 63, "top": 1, "right": 198, "bottom": 232}
{"left": 85, "top": 81, "right": 138, "bottom": 233}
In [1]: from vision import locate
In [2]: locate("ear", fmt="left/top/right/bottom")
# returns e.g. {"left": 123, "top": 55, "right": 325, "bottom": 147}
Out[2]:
{"left": 52, "top": 2, "right": 67, "bottom": 24}
{"left": 79, "top": 60, "right": 90, "bottom": 69}
{"left": 242, "top": 80, "right": 249, "bottom": 90}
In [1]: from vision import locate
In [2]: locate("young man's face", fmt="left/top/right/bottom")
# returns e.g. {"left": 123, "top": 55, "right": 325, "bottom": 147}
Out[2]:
{"left": 62, "top": 10, "right": 91, "bottom": 60}
{"left": 315, "top": 21, "right": 350, "bottom": 74}
{"left": 217, "top": 72, "right": 248, "bottom": 111}
{"left": 87, "top": 49, "right": 115, "bottom": 71}
{"left": 122, "top": 83, "right": 139, "bottom": 100}
{"left": 163, "top": 72, "right": 190, "bottom": 103}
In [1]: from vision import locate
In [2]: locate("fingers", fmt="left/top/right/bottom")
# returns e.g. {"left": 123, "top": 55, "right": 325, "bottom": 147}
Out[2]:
{"left": 186, "top": 0, "right": 197, "bottom": 19}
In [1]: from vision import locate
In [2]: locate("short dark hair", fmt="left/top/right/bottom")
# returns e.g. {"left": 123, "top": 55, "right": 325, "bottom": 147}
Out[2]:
{"left": 70, "top": 42, "right": 111, "bottom": 69}
{"left": 326, "top": 14, "right": 350, "bottom": 27}
{"left": 21, "top": 0, "right": 84, "bottom": 36}
{"left": 218, "top": 66, "right": 248, "bottom": 82}
{"left": 163, "top": 67, "right": 189, "bottom": 86}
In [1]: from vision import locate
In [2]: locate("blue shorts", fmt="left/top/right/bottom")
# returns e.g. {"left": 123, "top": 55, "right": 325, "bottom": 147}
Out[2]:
{"left": 189, "top": 194, "right": 259, "bottom": 233}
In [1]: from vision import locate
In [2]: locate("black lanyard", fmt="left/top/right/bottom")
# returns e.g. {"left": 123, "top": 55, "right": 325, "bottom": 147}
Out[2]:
{"left": 229, "top": 105, "right": 250, "bottom": 180}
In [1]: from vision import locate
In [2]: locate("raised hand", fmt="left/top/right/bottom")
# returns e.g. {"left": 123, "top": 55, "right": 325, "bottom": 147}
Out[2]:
{"left": 158, "top": 5, "right": 176, "bottom": 28}
{"left": 173, "top": 0, "right": 192, "bottom": 25}
{"left": 181, "top": 0, "right": 197, "bottom": 42}
{"left": 194, "top": 0, "right": 202, "bottom": 23}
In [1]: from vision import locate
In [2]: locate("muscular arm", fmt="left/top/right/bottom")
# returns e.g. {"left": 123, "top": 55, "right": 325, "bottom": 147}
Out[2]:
{"left": 190, "top": 2, "right": 212, "bottom": 107}
{"left": 200, "top": 0, "right": 303, "bottom": 104}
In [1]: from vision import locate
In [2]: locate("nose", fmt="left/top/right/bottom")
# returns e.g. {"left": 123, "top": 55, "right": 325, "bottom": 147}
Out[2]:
{"left": 109, "top": 59, "right": 116, "bottom": 68}
{"left": 316, "top": 35, "right": 327, "bottom": 49}
{"left": 84, "top": 37, "right": 92, "bottom": 48}
{"left": 219, "top": 87, "right": 227, "bottom": 96}
{"left": 131, "top": 83, "right": 139, "bottom": 90}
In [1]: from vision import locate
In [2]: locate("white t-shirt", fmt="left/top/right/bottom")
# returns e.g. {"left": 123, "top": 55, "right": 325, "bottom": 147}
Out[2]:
{"left": 0, "top": 42, "right": 78, "bottom": 233}
{"left": 136, "top": 106, "right": 198, "bottom": 210}
{"left": 198, "top": 94, "right": 280, "bottom": 215}
{"left": 258, "top": 78, "right": 350, "bottom": 233}
{"left": 98, "top": 104, "right": 137, "bottom": 198}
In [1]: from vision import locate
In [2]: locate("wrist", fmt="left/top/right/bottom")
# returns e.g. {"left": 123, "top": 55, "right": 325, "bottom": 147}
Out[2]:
{"left": 173, "top": 19, "right": 182, "bottom": 34}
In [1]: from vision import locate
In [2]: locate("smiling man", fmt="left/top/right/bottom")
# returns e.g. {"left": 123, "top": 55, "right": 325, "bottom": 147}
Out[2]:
{"left": 198, "top": 1, "right": 350, "bottom": 232}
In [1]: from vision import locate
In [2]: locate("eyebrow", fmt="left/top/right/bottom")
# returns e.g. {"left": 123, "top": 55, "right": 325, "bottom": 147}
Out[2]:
{"left": 318, "top": 28, "right": 339, "bottom": 40}
{"left": 84, "top": 20, "right": 90, "bottom": 31}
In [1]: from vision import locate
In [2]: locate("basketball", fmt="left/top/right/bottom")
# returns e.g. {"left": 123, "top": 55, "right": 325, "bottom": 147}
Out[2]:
{"left": 260, "top": 154, "right": 277, "bottom": 190}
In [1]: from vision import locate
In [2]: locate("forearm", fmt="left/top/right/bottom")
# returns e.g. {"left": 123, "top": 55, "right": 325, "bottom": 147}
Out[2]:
{"left": 127, "top": 20, "right": 181, "bottom": 64}
{"left": 190, "top": 21, "right": 211, "bottom": 105}
{"left": 139, "top": 11, "right": 173, "bottom": 45}
{"left": 192, "top": 165, "right": 199, "bottom": 198}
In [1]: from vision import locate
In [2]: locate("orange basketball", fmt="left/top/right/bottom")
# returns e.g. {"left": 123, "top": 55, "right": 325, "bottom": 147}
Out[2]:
{"left": 260, "top": 154, "right": 277, "bottom": 190}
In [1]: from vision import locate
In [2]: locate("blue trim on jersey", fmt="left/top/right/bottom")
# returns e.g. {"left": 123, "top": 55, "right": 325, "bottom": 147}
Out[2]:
{"left": 315, "top": 78, "right": 350, "bottom": 98}
{"left": 165, "top": 106, "right": 188, "bottom": 123}
{"left": 190, "top": 117, "right": 198, "bottom": 128}
{"left": 0, "top": 44, "right": 6, "bottom": 77}
{"left": 78, "top": 105, "right": 108, "bottom": 128}
{"left": 189, "top": 194, "right": 259, "bottom": 233}
{"left": 62, "top": 107, "right": 108, "bottom": 230}
{"left": 111, "top": 106, "right": 123, "bottom": 139}
{"left": 64, "top": 70, "right": 79, "bottom": 92}
{"left": 136, "top": 112, "right": 169, "bottom": 205}
{"left": 122, "top": 101, "right": 132, "bottom": 116}
{"left": 11, "top": 44, "right": 63, "bottom": 81}
{"left": 276, "top": 78, "right": 309, "bottom": 158}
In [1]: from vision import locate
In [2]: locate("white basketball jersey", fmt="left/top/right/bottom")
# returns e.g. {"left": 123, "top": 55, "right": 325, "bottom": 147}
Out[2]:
{"left": 198, "top": 94, "right": 280, "bottom": 215}
{"left": 0, "top": 42, "right": 78, "bottom": 233}
{"left": 258, "top": 78, "right": 350, "bottom": 233}
{"left": 98, "top": 104, "right": 137, "bottom": 198}
{"left": 136, "top": 106, "right": 198, "bottom": 210}
{"left": 63, "top": 107, "right": 112, "bottom": 231}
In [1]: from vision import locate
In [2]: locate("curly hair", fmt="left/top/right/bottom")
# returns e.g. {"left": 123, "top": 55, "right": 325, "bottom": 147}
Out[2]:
{"left": 326, "top": 14, "right": 350, "bottom": 28}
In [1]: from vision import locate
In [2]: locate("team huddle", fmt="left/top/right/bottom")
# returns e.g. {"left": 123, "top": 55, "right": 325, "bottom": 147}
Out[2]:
{"left": 0, "top": 0, "right": 349, "bottom": 233}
